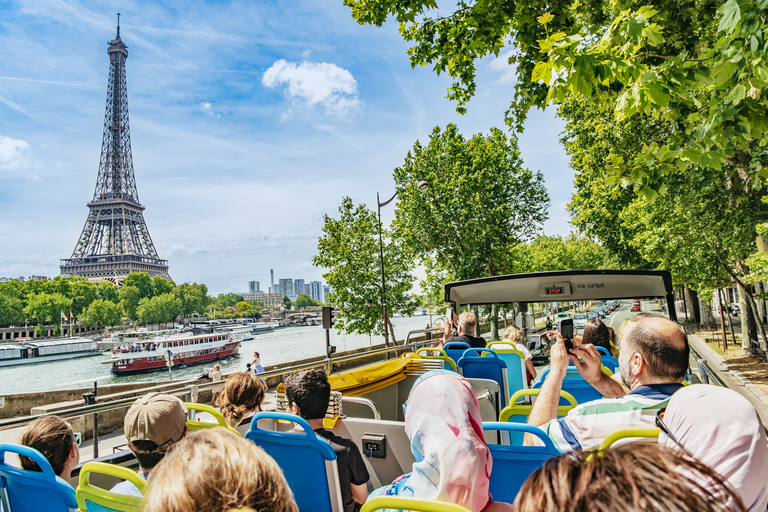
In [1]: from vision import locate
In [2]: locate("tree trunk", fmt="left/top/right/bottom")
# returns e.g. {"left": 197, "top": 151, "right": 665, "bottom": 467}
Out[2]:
{"left": 683, "top": 288, "right": 700, "bottom": 324}
{"left": 699, "top": 296, "right": 716, "bottom": 331}
{"left": 489, "top": 304, "right": 499, "bottom": 341}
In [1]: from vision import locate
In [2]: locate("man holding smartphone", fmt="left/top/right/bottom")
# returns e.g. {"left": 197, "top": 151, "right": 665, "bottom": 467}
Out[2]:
{"left": 442, "top": 310, "right": 487, "bottom": 349}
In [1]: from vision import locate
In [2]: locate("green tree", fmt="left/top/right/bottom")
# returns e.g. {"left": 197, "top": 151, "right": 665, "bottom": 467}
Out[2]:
{"left": 314, "top": 196, "right": 419, "bottom": 339}
{"left": 80, "top": 298, "right": 123, "bottom": 329}
{"left": 235, "top": 301, "right": 252, "bottom": 312}
{"left": 123, "top": 273, "right": 153, "bottom": 299}
{"left": 293, "top": 294, "right": 314, "bottom": 309}
{"left": 393, "top": 124, "right": 549, "bottom": 339}
{"left": 97, "top": 281, "right": 119, "bottom": 303}
{"left": 345, "top": 0, "right": 768, "bottom": 195}
{"left": 151, "top": 276, "right": 175, "bottom": 297}
{"left": 67, "top": 277, "right": 98, "bottom": 314}
{"left": 283, "top": 295, "right": 292, "bottom": 309}
{"left": 511, "top": 234, "right": 618, "bottom": 273}
{"left": 174, "top": 283, "right": 209, "bottom": 316}
{"left": 119, "top": 285, "right": 142, "bottom": 321}
{"left": 137, "top": 293, "right": 181, "bottom": 326}
{"left": 23, "top": 293, "right": 72, "bottom": 326}
{"left": 0, "top": 294, "right": 24, "bottom": 328}
{"left": 215, "top": 293, "right": 244, "bottom": 310}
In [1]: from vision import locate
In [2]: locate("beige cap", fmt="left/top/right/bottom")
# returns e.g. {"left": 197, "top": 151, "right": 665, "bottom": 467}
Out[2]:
{"left": 124, "top": 392, "right": 187, "bottom": 453}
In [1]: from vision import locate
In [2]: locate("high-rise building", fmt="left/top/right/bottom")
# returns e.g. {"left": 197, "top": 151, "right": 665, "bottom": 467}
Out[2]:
{"left": 60, "top": 20, "right": 169, "bottom": 285}
{"left": 304, "top": 283, "right": 310, "bottom": 295}
{"left": 293, "top": 279, "right": 305, "bottom": 296}
{"left": 270, "top": 269, "right": 275, "bottom": 295}
{"left": 310, "top": 281, "right": 323, "bottom": 301}
{"left": 278, "top": 278, "right": 293, "bottom": 297}
{"left": 249, "top": 281, "right": 260, "bottom": 293}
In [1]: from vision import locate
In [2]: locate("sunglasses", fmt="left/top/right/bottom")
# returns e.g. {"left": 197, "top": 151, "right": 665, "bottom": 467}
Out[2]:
{"left": 72, "top": 432, "right": 81, "bottom": 447}
{"left": 655, "top": 408, "right": 692, "bottom": 457}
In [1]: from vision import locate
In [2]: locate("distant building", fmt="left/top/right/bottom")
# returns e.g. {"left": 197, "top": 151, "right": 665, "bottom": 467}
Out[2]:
{"left": 323, "top": 285, "right": 331, "bottom": 302}
{"left": 278, "top": 278, "right": 293, "bottom": 297}
{"left": 29, "top": 275, "right": 47, "bottom": 281}
{"left": 249, "top": 281, "right": 260, "bottom": 293}
{"left": 245, "top": 292, "right": 282, "bottom": 308}
{"left": 304, "top": 283, "right": 310, "bottom": 295}
{"left": 270, "top": 269, "right": 275, "bottom": 294}
{"left": 293, "top": 279, "right": 305, "bottom": 296}
{"left": 310, "top": 281, "right": 323, "bottom": 301}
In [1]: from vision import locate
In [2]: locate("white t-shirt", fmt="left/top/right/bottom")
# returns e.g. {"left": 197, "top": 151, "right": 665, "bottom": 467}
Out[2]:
{"left": 515, "top": 343, "right": 533, "bottom": 361}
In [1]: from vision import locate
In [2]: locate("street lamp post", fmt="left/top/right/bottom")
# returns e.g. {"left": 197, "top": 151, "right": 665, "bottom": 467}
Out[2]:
{"left": 377, "top": 180, "right": 429, "bottom": 347}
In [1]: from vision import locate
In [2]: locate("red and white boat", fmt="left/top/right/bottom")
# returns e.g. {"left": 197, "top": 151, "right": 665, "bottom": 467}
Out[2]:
{"left": 102, "top": 331, "right": 241, "bottom": 376}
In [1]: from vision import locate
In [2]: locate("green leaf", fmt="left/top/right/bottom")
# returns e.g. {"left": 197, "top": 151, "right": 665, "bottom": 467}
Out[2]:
{"left": 531, "top": 62, "right": 553, "bottom": 84}
{"left": 724, "top": 83, "right": 746, "bottom": 104}
{"left": 718, "top": 0, "right": 741, "bottom": 33}
{"left": 711, "top": 61, "right": 735, "bottom": 86}
{"left": 646, "top": 82, "right": 669, "bottom": 107}
{"left": 642, "top": 24, "right": 664, "bottom": 46}
{"left": 627, "top": 18, "right": 643, "bottom": 43}
{"left": 538, "top": 12, "right": 554, "bottom": 25}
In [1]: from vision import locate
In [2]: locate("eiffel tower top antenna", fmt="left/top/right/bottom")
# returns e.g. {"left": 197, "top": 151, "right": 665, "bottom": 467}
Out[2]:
{"left": 116, "top": 13, "right": 120, "bottom": 37}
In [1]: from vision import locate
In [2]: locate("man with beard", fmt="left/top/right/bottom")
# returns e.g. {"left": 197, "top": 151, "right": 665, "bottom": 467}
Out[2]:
{"left": 526, "top": 314, "right": 688, "bottom": 451}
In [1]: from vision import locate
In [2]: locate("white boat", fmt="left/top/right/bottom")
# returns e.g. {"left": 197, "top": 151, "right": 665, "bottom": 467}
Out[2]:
{"left": 0, "top": 337, "right": 101, "bottom": 367}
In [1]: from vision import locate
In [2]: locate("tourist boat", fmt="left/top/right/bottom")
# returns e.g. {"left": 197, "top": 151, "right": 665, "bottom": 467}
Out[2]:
{"left": 101, "top": 331, "right": 241, "bottom": 376}
{"left": 0, "top": 337, "right": 101, "bottom": 367}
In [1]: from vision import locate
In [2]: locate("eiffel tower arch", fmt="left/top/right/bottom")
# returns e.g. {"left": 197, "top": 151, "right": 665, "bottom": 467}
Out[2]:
{"left": 61, "top": 19, "right": 170, "bottom": 285}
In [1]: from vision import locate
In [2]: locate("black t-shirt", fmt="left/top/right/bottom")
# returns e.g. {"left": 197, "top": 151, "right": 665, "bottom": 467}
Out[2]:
{"left": 445, "top": 334, "right": 487, "bottom": 349}
{"left": 314, "top": 428, "right": 369, "bottom": 512}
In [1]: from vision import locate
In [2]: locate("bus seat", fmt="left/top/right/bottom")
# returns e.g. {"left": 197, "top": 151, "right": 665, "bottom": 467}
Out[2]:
{"left": 599, "top": 428, "right": 660, "bottom": 450}
{"left": 184, "top": 402, "right": 241, "bottom": 437}
{"left": 464, "top": 378, "right": 503, "bottom": 424}
{"left": 442, "top": 342, "right": 471, "bottom": 367}
{"left": 457, "top": 349, "right": 508, "bottom": 409}
{"left": 593, "top": 346, "right": 620, "bottom": 373}
{"left": 0, "top": 443, "right": 77, "bottom": 512}
{"left": 415, "top": 347, "right": 457, "bottom": 372}
{"left": 361, "top": 496, "right": 471, "bottom": 512}
{"left": 481, "top": 423, "right": 562, "bottom": 504}
{"left": 498, "top": 389, "right": 578, "bottom": 445}
{"left": 485, "top": 341, "right": 527, "bottom": 397}
{"left": 76, "top": 462, "right": 145, "bottom": 512}
{"left": 532, "top": 368, "right": 606, "bottom": 404}
{"left": 245, "top": 412, "right": 343, "bottom": 512}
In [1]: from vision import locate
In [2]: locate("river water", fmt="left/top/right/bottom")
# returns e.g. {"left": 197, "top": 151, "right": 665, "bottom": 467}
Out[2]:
{"left": 0, "top": 314, "right": 441, "bottom": 394}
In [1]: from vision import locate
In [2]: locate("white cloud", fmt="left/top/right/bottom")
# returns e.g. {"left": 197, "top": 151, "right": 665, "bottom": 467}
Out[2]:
{"left": 0, "top": 135, "right": 32, "bottom": 171}
{"left": 262, "top": 59, "right": 362, "bottom": 117}
{"left": 200, "top": 102, "right": 222, "bottom": 117}
{"left": 487, "top": 50, "right": 517, "bottom": 85}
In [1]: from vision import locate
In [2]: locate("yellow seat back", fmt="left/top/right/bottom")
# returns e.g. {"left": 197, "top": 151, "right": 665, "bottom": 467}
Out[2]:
{"left": 499, "top": 389, "right": 578, "bottom": 422}
{"left": 76, "top": 462, "right": 145, "bottom": 512}
{"left": 598, "top": 428, "right": 660, "bottom": 451}
{"left": 361, "top": 496, "right": 471, "bottom": 512}
{"left": 415, "top": 347, "right": 457, "bottom": 372}
{"left": 185, "top": 402, "right": 242, "bottom": 437}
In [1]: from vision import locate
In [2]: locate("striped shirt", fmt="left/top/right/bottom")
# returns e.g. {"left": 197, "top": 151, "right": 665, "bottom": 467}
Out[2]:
{"left": 539, "top": 384, "right": 684, "bottom": 452}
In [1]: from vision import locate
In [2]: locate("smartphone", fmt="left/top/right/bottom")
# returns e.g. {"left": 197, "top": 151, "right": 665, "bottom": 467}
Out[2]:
{"left": 558, "top": 318, "right": 574, "bottom": 352}
{"left": 446, "top": 307, "right": 453, "bottom": 323}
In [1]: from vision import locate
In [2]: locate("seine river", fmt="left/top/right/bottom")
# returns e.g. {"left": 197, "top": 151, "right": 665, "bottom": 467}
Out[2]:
{"left": 0, "top": 314, "right": 441, "bottom": 394}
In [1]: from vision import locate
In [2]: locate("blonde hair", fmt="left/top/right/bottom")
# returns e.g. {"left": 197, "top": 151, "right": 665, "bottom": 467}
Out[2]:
{"left": 458, "top": 311, "right": 477, "bottom": 335}
{"left": 18, "top": 416, "right": 74, "bottom": 477}
{"left": 219, "top": 372, "right": 265, "bottom": 428}
{"left": 144, "top": 428, "right": 294, "bottom": 512}
{"left": 501, "top": 326, "right": 522, "bottom": 344}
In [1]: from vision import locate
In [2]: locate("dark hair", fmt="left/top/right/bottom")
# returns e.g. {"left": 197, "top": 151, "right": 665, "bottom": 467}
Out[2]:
{"left": 513, "top": 443, "right": 745, "bottom": 512}
{"left": 284, "top": 368, "right": 330, "bottom": 420}
{"left": 623, "top": 316, "right": 689, "bottom": 381}
{"left": 220, "top": 372, "right": 265, "bottom": 426}
{"left": 130, "top": 440, "right": 166, "bottom": 469}
{"left": 18, "top": 416, "right": 73, "bottom": 477}
{"left": 582, "top": 319, "right": 611, "bottom": 351}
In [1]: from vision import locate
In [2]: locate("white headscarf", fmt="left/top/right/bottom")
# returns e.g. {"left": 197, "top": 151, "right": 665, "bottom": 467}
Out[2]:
{"left": 659, "top": 384, "right": 768, "bottom": 512}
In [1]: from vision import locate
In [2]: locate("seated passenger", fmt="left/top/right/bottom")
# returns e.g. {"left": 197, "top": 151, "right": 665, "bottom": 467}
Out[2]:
{"left": 527, "top": 315, "right": 687, "bottom": 451}
{"left": 499, "top": 326, "right": 537, "bottom": 383}
{"left": 442, "top": 311, "right": 486, "bottom": 349}
{"left": 657, "top": 384, "right": 768, "bottom": 511}
{"left": 111, "top": 392, "right": 188, "bottom": 496}
{"left": 513, "top": 443, "right": 745, "bottom": 512}
{"left": 374, "top": 370, "right": 512, "bottom": 512}
{"left": 581, "top": 318, "right": 617, "bottom": 357}
{"left": 143, "top": 428, "right": 296, "bottom": 512}
{"left": 219, "top": 371, "right": 265, "bottom": 436}
{"left": 18, "top": 415, "right": 80, "bottom": 482}
{"left": 284, "top": 368, "right": 368, "bottom": 512}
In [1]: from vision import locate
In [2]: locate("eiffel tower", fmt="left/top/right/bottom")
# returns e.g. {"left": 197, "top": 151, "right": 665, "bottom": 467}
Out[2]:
{"left": 61, "top": 17, "right": 170, "bottom": 285}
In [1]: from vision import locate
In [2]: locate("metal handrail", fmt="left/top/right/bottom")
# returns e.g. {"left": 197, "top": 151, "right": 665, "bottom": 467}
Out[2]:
{"left": 341, "top": 397, "right": 381, "bottom": 420}
{"left": 697, "top": 358, "right": 726, "bottom": 387}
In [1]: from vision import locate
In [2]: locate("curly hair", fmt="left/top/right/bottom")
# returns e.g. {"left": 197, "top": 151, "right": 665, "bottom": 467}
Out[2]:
{"left": 219, "top": 372, "right": 265, "bottom": 427}
{"left": 513, "top": 443, "right": 745, "bottom": 512}
{"left": 143, "top": 429, "right": 295, "bottom": 512}
{"left": 501, "top": 326, "right": 522, "bottom": 344}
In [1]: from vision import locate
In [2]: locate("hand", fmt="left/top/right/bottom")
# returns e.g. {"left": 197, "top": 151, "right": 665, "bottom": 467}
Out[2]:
{"left": 546, "top": 331, "right": 569, "bottom": 376}
{"left": 569, "top": 343, "right": 604, "bottom": 386}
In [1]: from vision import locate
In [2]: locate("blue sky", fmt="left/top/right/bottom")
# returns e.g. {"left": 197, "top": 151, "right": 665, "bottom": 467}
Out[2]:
{"left": 0, "top": 0, "right": 575, "bottom": 295}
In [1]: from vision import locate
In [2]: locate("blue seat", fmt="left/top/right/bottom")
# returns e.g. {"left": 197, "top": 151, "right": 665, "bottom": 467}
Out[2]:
{"left": 533, "top": 368, "right": 603, "bottom": 403}
{"left": 0, "top": 443, "right": 77, "bottom": 512}
{"left": 442, "top": 342, "right": 471, "bottom": 367}
{"left": 486, "top": 341, "right": 527, "bottom": 397}
{"left": 457, "top": 349, "right": 508, "bottom": 409}
{"left": 498, "top": 389, "right": 578, "bottom": 445}
{"left": 482, "top": 423, "right": 562, "bottom": 503}
{"left": 245, "top": 412, "right": 343, "bottom": 512}
{"left": 594, "top": 346, "right": 620, "bottom": 373}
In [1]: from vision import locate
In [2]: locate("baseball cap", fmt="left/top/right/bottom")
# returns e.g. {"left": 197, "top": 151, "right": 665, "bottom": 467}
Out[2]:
{"left": 124, "top": 392, "right": 188, "bottom": 453}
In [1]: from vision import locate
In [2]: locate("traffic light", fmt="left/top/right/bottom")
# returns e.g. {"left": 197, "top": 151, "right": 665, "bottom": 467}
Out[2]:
{"left": 322, "top": 306, "right": 336, "bottom": 330}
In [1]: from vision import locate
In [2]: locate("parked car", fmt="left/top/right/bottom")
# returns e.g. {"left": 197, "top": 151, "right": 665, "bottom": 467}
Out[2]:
{"left": 555, "top": 312, "right": 571, "bottom": 321}
{"left": 573, "top": 313, "right": 588, "bottom": 329}
{"left": 729, "top": 304, "right": 740, "bottom": 316}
